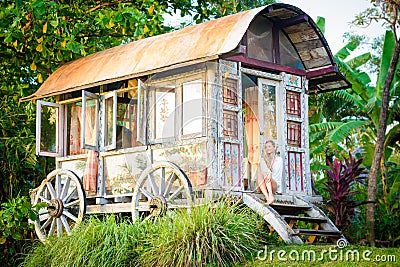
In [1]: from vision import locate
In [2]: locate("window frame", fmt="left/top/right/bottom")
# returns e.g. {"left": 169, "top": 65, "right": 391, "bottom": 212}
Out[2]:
{"left": 102, "top": 91, "right": 118, "bottom": 151}
{"left": 149, "top": 73, "right": 205, "bottom": 144}
{"left": 36, "top": 100, "right": 64, "bottom": 157}
{"left": 81, "top": 90, "right": 99, "bottom": 151}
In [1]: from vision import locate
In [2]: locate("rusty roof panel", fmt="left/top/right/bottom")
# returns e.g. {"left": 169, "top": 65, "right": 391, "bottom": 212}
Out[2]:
{"left": 22, "top": 4, "right": 350, "bottom": 101}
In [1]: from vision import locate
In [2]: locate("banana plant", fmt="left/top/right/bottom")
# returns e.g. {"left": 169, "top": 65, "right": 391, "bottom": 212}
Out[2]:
{"left": 309, "top": 20, "right": 400, "bottom": 173}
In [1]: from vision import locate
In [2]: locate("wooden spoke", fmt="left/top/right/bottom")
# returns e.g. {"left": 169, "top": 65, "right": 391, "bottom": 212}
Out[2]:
{"left": 64, "top": 199, "right": 80, "bottom": 208}
{"left": 60, "top": 215, "right": 71, "bottom": 234}
{"left": 40, "top": 217, "right": 53, "bottom": 230}
{"left": 148, "top": 173, "right": 159, "bottom": 194}
{"left": 55, "top": 174, "right": 62, "bottom": 197}
{"left": 60, "top": 177, "right": 71, "bottom": 200}
{"left": 39, "top": 196, "right": 51, "bottom": 204}
{"left": 163, "top": 173, "right": 177, "bottom": 197}
{"left": 63, "top": 188, "right": 77, "bottom": 203}
{"left": 49, "top": 219, "right": 56, "bottom": 236}
{"left": 56, "top": 218, "right": 62, "bottom": 237}
{"left": 139, "top": 187, "right": 153, "bottom": 200}
{"left": 159, "top": 167, "right": 166, "bottom": 195}
{"left": 63, "top": 210, "right": 78, "bottom": 222}
{"left": 46, "top": 182, "right": 57, "bottom": 199}
{"left": 168, "top": 186, "right": 184, "bottom": 201}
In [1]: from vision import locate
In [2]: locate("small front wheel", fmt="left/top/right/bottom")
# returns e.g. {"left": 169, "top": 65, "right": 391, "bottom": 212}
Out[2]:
{"left": 33, "top": 169, "right": 86, "bottom": 241}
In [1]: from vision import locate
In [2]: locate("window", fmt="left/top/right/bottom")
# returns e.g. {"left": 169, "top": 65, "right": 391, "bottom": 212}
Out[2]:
{"left": 103, "top": 91, "right": 117, "bottom": 151}
{"left": 262, "top": 83, "right": 277, "bottom": 140}
{"left": 247, "top": 16, "right": 273, "bottom": 63}
{"left": 223, "top": 78, "right": 238, "bottom": 105}
{"left": 36, "top": 101, "right": 63, "bottom": 157}
{"left": 116, "top": 88, "right": 140, "bottom": 148}
{"left": 286, "top": 91, "right": 301, "bottom": 117}
{"left": 223, "top": 110, "right": 238, "bottom": 139}
{"left": 153, "top": 86, "right": 176, "bottom": 139}
{"left": 66, "top": 101, "right": 86, "bottom": 156}
{"left": 287, "top": 121, "right": 301, "bottom": 147}
{"left": 149, "top": 74, "right": 204, "bottom": 142}
{"left": 182, "top": 79, "right": 203, "bottom": 135}
{"left": 82, "top": 91, "right": 99, "bottom": 150}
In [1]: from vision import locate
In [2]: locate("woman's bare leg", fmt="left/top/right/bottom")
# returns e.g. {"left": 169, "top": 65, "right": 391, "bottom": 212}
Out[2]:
{"left": 265, "top": 179, "right": 275, "bottom": 204}
{"left": 257, "top": 175, "right": 270, "bottom": 201}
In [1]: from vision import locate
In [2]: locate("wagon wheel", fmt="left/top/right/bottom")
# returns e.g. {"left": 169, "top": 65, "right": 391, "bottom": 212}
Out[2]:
{"left": 131, "top": 162, "right": 193, "bottom": 222}
{"left": 33, "top": 169, "right": 86, "bottom": 241}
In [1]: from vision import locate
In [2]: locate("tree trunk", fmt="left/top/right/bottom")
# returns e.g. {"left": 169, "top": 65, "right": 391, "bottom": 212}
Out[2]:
{"left": 367, "top": 39, "right": 400, "bottom": 246}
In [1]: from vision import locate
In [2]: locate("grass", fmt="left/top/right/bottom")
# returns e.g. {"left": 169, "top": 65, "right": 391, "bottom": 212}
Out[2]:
{"left": 20, "top": 198, "right": 400, "bottom": 267}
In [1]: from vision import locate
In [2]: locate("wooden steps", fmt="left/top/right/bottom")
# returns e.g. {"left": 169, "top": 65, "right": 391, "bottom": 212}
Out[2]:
{"left": 282, "top": 215, "right": 328, "bottom": 224}
{"left": 242, "top": 193, "right": 347, "bottom": 245}
{"left": 292, "top": 229, "right": 342, "bottom": 237}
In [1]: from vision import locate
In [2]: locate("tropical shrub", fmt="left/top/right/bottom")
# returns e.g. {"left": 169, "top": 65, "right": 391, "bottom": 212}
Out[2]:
{"left": 0, "top": 196, "right": 39, "bottom": 267}
{"left": 324, "top": 153, "right": 366, "bottom": 230}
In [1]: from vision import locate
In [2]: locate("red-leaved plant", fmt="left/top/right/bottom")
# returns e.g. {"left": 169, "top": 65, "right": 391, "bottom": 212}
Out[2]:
{"left": 324, "top": 153, "right": 366, "bottom": 230}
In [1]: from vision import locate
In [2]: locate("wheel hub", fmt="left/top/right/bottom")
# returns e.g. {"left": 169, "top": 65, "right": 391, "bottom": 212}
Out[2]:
{"left": 47, "top": 198, "right": 63, "bottom": 218}
{"left": 149, "top": 195, "right": 167, "bottom": 217}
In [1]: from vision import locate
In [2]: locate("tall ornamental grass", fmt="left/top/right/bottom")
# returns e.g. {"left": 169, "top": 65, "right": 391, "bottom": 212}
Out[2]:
{"left": 22, "top": 199, "right": 269, "bottom": 267}
{"left": 21, "top": 215, "right": 154, "bottom": 267}
{"left": 138, "top": 200, "right": 266, "bottom": 267}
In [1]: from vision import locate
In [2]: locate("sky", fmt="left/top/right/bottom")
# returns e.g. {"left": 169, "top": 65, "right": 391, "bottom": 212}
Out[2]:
{"left": 279, "top": 0, "right": 386, "bottom": 54}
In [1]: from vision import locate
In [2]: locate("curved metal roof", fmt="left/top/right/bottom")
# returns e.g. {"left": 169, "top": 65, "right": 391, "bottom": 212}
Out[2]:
{"left": 22, "top": 4, "right": 349, "bottom": 101}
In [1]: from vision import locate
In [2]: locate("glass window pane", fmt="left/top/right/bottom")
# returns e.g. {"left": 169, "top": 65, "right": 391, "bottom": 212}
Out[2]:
{"left": 104, "top": 96, "right": 114, "bottom": 147}
{"left": 279, "top": 31, "right": 305, "bottom": 70}
{"left": 66, "top": 102, "right": 87, "bottom": 155}
{"left": 40, "top": 105, "right": 59, "bottom": 153}
{"left": 182, "top": 79, "right": 202, "bottom": 135}
{"left": 83, "top": 95, "right": 98, "bottom": 148}
{"left": 247, "top": 16, "right": 273, "bottom": 62}
{"left": 262, "top": 84, "right": 277, "bottom": 140}
{"left": 155, "top": 87, "right": 175, "bottom": 139}
{"left": 117, "top": 89, "right": 139, "bottom": 149}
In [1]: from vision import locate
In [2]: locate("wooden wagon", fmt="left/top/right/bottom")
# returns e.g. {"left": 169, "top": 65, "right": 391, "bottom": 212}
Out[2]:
{"left": 23, "top": 3, "right": 350, "bottom": 244}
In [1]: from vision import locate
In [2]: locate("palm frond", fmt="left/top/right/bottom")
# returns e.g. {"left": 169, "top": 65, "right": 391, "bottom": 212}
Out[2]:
{"left": 309, "top": 122, "right": 343, "bottom": 133}
{"left": 328, "top": 120, "right": 370, "bottom": 143}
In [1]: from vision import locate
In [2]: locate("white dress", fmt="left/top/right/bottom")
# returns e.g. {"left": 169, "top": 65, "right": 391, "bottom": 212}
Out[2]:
{"left": 259, "top": 156, "right": 283, "bottom": 193}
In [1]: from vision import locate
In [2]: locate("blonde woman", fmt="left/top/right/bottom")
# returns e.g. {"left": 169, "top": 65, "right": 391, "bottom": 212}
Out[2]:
{"left": 257, "top": 140, "right": 282, "bottom": 204}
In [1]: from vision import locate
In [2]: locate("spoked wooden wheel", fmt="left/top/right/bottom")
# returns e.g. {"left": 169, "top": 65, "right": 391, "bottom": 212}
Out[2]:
{"left": 33, "top": 169, "right": 86, "bottom": 241}
{"left": 131, "top": 162, "right": 193, "bottom": 222}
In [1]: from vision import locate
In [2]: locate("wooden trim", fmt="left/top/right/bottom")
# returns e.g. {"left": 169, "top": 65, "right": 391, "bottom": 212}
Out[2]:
{"left": 226, "top": 55, "right": 307, "bottom": 76}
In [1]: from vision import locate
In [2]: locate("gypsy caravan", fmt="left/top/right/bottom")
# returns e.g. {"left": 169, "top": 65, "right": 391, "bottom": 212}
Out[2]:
{"left": 23, "top": 4, "right": 351, "bottom": 244}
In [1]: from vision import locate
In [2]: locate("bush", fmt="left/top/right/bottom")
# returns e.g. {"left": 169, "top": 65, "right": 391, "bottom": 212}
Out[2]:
{"left": 0, "top": 196, "right": 38, "bottom": 267}
{"left": 137, "top": 199, "right": 267, "bottom": 267}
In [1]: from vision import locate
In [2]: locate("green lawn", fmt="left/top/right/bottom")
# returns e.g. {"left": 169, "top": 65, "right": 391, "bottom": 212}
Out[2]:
{"left": 244, "top": 245, "right": 400, "bottom": 267}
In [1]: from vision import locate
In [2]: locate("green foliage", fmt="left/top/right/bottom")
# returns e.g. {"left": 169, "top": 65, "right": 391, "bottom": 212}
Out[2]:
{"left": 22, "top": 215, "right": 148, "bottom": 267}
{"left": 138, "top": 200, "right": 267, "bottom": 267}
{"left": 0, "top": 196, "right": 37, "bottom": 244}
{"left": 0, "top": 196, "right": 43, "bottom": 267}
{"left": 23, "top": 199, "right": 273, "bottom": 267}
{"left": 324, "top": 153, "right": 366, "bottom": 230}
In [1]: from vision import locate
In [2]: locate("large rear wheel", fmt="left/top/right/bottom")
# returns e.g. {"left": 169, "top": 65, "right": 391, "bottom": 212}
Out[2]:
{"left": 131, "top": 162, "right": 193, "bottom": 222}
